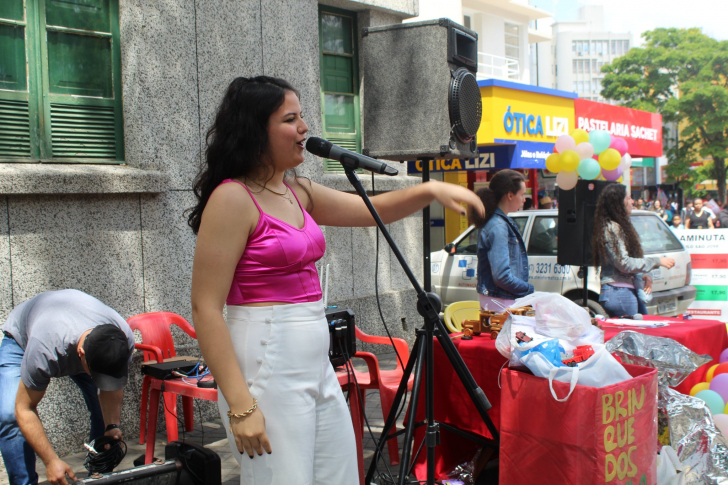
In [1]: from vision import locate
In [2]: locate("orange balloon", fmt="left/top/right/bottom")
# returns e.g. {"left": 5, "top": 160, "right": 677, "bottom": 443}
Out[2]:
{"left": 714, "top": 362, "right": 728, "bottom": 377}
{"left": 708, "top": 364, "right": 720, "bottom": 382}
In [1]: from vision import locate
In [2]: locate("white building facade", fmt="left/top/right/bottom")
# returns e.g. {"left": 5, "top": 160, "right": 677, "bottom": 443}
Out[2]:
{"left": 539, "top": 6, "right": 632, "bottom": 101}
{"left": 409, "top": 0, "right": 552, "bottom": 84}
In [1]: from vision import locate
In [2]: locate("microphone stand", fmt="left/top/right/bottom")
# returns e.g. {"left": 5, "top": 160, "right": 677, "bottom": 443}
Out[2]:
{"left": 341, "top": 167, "right": 498, "bottom": 485}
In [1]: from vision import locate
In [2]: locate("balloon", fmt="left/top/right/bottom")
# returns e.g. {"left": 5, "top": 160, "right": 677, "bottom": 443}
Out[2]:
{"left": 570, "top": 128, "right": 590, "bottom": 145}
{"left": 609, "top": 136, "right": 629, "bottom": 156}
{"left": 710, "top": 374, "right": 728, "bottom": 402}
{"left": 575, "top": 142, "right": 595, "bottom": 160}
{"left": 602, "top": 165, "right": 623, "bottom": 181}
{"left": 715, "top": 362, "right": 728, "bottom": 378}
{"left": 577, "top": 158, "right": 601, "bottom": 180}
{"left": 599, "top": 148, "right": 622, "bottom": 171}
{"left": 617, "top": 176, "right": 623, "bottom": 183}
{"left": 621, "top": 153, "right": 632, "bottom": 168}
{"left": 720, "top": 348, "right": 728, "bottom": 363}
{"left": 555, "top": 135, "right": 576, "bottom": 153}
{"left": 708, "top": 364, "right": 720, "bottom": 382}
{"left": 556, "top": 170, "right": 578, "bottom": 190}
{"left": 559, "top": 150, "right": 580, "bottom": 171}
{"left": 690, "top": 382, "right": 711, "bottom": 396}
{"left": 695, "top": 390, "right": 725, "bottom": 415}
{"left": 545, "top": 153, "right": 561, "bottom": 173}
{"left": 589, "top": 130, "right": 612, "bottom": 155}
{"left": 715, "top": 414, "right": 728, "bottom": 437}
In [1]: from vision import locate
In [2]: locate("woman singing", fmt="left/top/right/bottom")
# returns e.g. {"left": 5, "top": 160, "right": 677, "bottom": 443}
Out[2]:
{"left": 188, "top": 76, "right": 483, "bottom": 484}
{"left": 592, "top": 184, "right": 674, "bottom": 317}
{"left": 469, "top": 169, "right": 534, "bottom": 311}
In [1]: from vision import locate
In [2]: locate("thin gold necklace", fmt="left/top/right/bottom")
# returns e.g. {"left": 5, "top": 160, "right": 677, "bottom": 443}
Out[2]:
{"left": 262, "top": 184, "right": 293, "bottom": 204}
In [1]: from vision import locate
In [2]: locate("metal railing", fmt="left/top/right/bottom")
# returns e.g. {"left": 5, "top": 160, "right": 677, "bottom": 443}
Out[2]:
{"left": 476, "top": 52, "right": 520, "bottom": 81}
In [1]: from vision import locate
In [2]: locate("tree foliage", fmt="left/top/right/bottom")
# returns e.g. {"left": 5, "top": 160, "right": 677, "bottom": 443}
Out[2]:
{"left": 601, "top": 28, "right": 728, "bottom": 203}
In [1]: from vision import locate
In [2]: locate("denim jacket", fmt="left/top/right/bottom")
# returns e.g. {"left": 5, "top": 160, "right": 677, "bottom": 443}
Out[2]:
{"left": 476, "top": 208, "right": 534, "bottom": 299}
{"left": 600, "top": 221, "right": 660, "bottom": 286}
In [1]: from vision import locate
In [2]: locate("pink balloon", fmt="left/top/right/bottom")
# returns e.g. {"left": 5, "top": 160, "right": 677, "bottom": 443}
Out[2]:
{"left": 610, "top": 137, "right": 629, "bottom": 156}
{"left": 575, "top": 142, "right": 595, "bottom": 160}
{"left": 555, "top": 135, "right": 576, "bottom": 153}
{"left": 721, "top": 348, "right": 728, "bottom": 363}
{"left": 710, "top": 374, "right": 728, "bottom": 402}
{"left": 602, "top": 165, "right": 623, "bottom": 181}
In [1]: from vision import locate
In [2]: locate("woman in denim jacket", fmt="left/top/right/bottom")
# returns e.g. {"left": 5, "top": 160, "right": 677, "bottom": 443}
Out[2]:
{"left": 469, "top": 170, "right": 534, "bottom": 311}
{"left": 592, "top": 184, "right": 674, "bottom": 317}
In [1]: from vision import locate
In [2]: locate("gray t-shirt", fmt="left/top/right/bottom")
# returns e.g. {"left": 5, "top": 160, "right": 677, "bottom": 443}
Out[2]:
{"left": 3, "top": 289, "right": 135, "bottom": 391}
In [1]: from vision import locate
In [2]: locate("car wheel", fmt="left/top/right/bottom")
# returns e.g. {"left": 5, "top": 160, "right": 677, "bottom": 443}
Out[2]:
{"left": 570, "top": 298, "right": 607, "bottom": 317}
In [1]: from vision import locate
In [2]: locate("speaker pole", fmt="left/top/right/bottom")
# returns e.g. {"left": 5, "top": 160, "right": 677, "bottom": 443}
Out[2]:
{"left": 581, "top": 265, "right": 588, "bottom": 307}
{"left": 422, "top": 158, "right": 432, "bottom": 293}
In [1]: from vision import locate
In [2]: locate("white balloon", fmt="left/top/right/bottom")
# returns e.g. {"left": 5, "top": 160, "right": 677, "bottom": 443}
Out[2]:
{"left": 714, "top": 414, "right": 728, "bottom": 438}
{"left": 556, "top": 170, "right": 578, "bottom": 190}
{"left": 621, "top": 153, "right": 632, "bottom": 169}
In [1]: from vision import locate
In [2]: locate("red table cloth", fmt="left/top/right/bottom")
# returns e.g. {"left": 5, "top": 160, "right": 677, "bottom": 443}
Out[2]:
{"left": 411, "top": 315, "right": 728, "bottom": 481}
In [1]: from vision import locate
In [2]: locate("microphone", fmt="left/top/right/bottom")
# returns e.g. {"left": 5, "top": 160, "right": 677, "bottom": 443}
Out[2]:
{"left": 306, "top": 137, "right": 398, "bottom": 176}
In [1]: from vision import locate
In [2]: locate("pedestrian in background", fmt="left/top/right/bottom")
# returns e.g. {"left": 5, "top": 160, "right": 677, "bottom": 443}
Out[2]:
{"left": 592, "top": 184, "right": 675, "bottom": 317}
{"left": 670, "top": 215, "right": 685, "bottom": 231}
{"left": 469, "top": 170, "right": 534, "bottom": 311}
{"left": 685, "top": 198, "right": 714, "bottom": 229}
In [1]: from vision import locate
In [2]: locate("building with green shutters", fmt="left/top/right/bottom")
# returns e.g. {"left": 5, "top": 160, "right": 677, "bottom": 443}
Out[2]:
{"left": 0, "top": 0, "right": 420, "bottom": 457}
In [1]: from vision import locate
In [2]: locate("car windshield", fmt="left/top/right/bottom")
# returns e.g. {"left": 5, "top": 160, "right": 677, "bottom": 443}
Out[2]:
{"left": 630, "top": 214, "right": 683, "bottom": 253}
{"left": 454, "top": 228, "right": 478, "bottom": 254}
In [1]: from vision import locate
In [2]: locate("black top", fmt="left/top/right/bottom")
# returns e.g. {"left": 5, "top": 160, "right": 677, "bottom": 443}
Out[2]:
{"left": 688, "top": 209, "right": 711, "bottom": 229}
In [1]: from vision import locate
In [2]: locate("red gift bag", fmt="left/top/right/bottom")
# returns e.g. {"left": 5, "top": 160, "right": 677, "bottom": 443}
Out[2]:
{"left": 500, "top": 364, "right": 657, "bottom": 485}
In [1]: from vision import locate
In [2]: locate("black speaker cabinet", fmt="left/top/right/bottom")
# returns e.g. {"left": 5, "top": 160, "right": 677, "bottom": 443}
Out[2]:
{"left": 557, "top": 180, "right": 615, "bottom": 267}
{"left": 360, "top": 18, "right": 481, "bottom": 161}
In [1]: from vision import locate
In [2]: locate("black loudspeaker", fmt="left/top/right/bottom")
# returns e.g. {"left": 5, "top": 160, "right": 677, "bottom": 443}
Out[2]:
{"left": 360, "top": 18, "right": 481, "bottom": 161}
{"left": 326, "top": 308, "right": 356, "bottom": 368}
{"left": 557, "top": 180, "right": 614, "bottom": 267}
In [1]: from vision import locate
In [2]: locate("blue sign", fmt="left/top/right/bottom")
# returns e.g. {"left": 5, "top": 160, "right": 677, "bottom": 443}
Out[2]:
{"left": 496, "top": 139, "right": 555, "bottom": 170}
{"left": 406, "top": 145, "right": 516, "bottom": 174}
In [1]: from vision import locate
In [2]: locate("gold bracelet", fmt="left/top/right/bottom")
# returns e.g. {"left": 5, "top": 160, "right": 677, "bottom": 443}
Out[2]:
{"left": 227, "top": 398, "right": 258, "bottom": 432}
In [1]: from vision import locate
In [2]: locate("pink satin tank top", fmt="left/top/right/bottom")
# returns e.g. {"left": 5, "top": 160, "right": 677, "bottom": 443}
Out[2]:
{"left": 219, "top": 179, "right": 325, "bottom": 305}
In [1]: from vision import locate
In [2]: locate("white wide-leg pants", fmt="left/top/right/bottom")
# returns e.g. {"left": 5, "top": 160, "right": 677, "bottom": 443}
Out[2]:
{"left": 217, "top": 301, "right": 359, "bottom": 485}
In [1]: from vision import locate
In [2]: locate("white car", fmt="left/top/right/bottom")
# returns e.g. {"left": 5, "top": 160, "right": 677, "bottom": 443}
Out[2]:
{"left": 430, "top": 209, "right": 696, "bottom": 316}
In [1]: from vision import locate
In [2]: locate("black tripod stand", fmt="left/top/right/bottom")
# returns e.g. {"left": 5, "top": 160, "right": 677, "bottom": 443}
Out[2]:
{"left": 341, "top": 167, "right": 499, "bottom": 485}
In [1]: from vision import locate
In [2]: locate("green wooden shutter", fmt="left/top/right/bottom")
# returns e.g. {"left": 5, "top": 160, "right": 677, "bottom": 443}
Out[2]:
{"left": 0, "top": 0, "right": 32, "bottom": 159}
{"left": 40, "top": 0, "right": 123, "bottom": 162}
{"left": 318, "top": 8, "right": 361, "bottom": 174}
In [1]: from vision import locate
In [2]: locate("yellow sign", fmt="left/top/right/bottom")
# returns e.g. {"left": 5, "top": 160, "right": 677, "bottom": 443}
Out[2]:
{"left": 478, "top": 84, "right": 576, "bottom": 144}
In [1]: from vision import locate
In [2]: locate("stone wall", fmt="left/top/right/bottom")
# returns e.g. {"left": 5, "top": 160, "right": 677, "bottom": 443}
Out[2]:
{"left": 0, "top": 0, "right": 422, "bottom": 458}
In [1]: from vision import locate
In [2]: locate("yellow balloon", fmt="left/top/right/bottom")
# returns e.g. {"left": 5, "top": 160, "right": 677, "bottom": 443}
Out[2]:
{"left": 599, "top": 148, "right": 621, "bottom": 170}
{"left": 725, "top": 401, "right": 728, "bottom": 414}
{"left": 617, "top": 176, "right": 623, "bottom": 183}
{"left": 570, "top": 128, "right": 590, "bottom": 145}
{"left": 560, "top": 150, "right": 580, "bottom": 171}
{"left": 708, "top": 364, "right": 720, "bottom": 382}
{"left": 690, "top": 382, "right": 711, "bottom": 396}
{"left": 546, "top": 153, "right": 561, "bottom": 173}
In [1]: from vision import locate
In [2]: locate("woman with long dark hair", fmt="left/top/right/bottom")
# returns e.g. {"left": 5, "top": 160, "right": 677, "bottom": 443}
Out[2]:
{"left": 592, "top": 184, "right": 674, "bottom": 317}
{"left": 188, "top": 76, "right": 483, "bottom": 484}
{"left": 468, "top": 169, "right": 534, "bottom": 311}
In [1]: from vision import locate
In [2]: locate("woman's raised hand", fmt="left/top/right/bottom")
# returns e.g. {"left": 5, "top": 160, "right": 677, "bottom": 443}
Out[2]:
{"left": 429, "top": 180, "right": 485, "bottom": 217}
{"left": 231, "top": 408, "right": 272, "bottom": 458}
{"left": 660, "top": 257, "right": 675, "bottom": 269}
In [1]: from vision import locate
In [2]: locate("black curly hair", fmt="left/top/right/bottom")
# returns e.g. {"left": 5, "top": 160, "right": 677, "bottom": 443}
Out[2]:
{"left": 187, "top": 76, "right": 310, "bottom": 234}
{"left": 592, "top": 183, "right": 643, "bottom": 267}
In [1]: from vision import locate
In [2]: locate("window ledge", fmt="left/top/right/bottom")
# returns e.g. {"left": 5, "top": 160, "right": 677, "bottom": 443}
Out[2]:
{"left": 0, "top": 163, "right": 169, "bottom": 195}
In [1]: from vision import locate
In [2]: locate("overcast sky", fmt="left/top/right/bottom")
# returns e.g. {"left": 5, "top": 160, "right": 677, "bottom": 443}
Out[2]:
{"left": 531, "top": 0, "right": 727, "bottom": 44}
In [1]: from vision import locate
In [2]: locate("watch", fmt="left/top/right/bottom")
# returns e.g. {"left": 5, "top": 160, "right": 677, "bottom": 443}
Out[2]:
{"left": 105, "top": 424, "right": 120, "bottom": 432}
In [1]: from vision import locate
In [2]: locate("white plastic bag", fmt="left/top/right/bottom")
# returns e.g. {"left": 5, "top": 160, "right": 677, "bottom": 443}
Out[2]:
{"left": 513, "top": 292, "right": 593, "bottom": 340}
{"left": 520, "top": 343, "right": 632, "bottom": 401}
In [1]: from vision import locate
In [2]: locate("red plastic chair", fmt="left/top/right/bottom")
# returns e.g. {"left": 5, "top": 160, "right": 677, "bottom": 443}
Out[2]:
{"left": 127, "top": 312, "right": 217, "bottom": 463}
{"left": 336, "top": 327, "right": 413, "bottom": 467}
